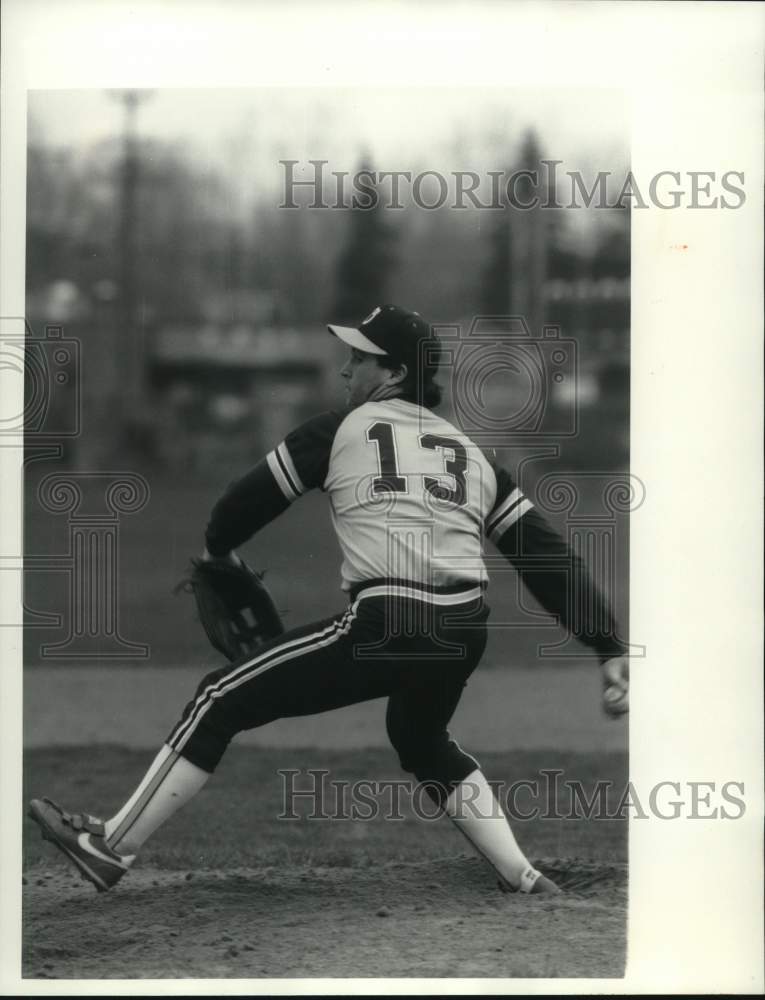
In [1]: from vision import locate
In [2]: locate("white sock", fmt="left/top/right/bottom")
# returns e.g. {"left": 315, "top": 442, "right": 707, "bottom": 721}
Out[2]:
{"left": 104, "top": 744, "right": 210, "bottom": 856}
{"left": 445, "top": 768, "right": 536, "bottom": 890}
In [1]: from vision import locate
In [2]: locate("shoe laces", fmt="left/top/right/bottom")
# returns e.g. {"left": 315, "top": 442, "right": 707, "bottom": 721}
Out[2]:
{"left": 43, "top": 797, "right": 105, "bottom": 836}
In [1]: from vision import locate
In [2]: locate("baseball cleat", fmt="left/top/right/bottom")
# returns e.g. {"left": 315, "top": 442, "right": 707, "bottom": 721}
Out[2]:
{"left": 525, "top": 873, "right": 561, "bottom": 894}
{"left": 498, "top": 867, "right": 561, "bottom": 895}
{"left": 27, "top": 797, "right": 133, "bottom": 892}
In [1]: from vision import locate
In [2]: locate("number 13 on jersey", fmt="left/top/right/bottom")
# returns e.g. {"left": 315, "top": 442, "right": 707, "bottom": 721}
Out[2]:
{"left": 366, "top": 421, "right": 468, "bottom": 508}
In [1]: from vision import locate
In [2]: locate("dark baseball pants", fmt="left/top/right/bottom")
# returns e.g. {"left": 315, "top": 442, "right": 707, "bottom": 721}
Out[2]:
{"left": 167, "top": 583, "right": 490, "bottom": 804}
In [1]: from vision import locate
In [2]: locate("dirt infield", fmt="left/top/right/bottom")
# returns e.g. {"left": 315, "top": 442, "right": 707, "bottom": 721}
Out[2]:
{"left": 23, "top": 857, "right": 626, "bottom": 980}
{"left": 23, "top": 745, "right": 628, "bottom": 982}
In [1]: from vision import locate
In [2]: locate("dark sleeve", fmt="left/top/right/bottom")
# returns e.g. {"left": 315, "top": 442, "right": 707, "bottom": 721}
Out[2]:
{"left": 205, "top": 410, "right": 343, "bottom": 556}
{"left": 486, "top": 462, "right": 626, "bottom": 662}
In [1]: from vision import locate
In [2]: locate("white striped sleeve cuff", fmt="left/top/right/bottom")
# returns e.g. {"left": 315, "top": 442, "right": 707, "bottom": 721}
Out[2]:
{"left": 266, "top": 442, "right": 306, "bottom": 502}
{"left": 486, "top": 488, "right": 534, "bottom": 543}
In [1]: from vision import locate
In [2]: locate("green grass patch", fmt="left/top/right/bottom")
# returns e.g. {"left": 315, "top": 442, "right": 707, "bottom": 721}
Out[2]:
{"left": 24, "top": 473, "right": 627, "bottom": 670}
{"left": 24, "top": 745, "right": 627, "bottom": 872}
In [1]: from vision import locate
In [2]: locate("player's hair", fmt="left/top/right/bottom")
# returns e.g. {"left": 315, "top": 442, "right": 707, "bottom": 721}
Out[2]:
{"left": 377, "top": 356, "right": 443, "bottom": 409}
{"left": 402, "top": 373, "right": 443, "bottom": 408}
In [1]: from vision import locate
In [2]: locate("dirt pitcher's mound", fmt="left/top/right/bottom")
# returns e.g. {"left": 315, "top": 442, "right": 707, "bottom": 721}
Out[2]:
{"left": 23, "top": 856, "right": 626, "bottom": 980}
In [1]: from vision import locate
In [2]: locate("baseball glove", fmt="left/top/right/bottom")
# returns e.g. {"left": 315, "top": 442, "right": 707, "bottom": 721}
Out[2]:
{"left": 177, "top": 558, "right": 284, "bottom": 662}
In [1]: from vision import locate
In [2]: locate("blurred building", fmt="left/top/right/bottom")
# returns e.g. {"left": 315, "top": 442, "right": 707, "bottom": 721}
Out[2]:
{"left": 148, "top": 320, "right": 335, "bottom": 474}
{"left": 543, "top": 276, "right": 630, "bottom": 469}
{"left": 545, "top": 276, "right": 630, "bottom": 360}
{"left": 25, "top": 111, "right": 630, "bottom": 476}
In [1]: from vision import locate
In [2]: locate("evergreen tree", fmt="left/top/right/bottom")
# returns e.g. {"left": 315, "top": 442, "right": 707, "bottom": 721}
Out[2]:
{"left": 332, "top": 158, "right": 396, "bottom": 323}
{"left": 481, "top": 159, "right": 513, "bottom": 312}
{"left": 590, "top": 204, "right": 630, "bottom": 279}
{"left": 481, "top": 129, "right": 546, "bottom": 315}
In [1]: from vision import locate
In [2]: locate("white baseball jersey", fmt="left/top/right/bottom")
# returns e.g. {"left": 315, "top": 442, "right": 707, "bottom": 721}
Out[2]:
{"left": 204, "top": 396, "right": 624, "bottom": 659}
{"left": 322, "top": 398, "right": 495, "bottom": 590}
{"left": 206, "top": 397, "right": 532, "bottom": 591}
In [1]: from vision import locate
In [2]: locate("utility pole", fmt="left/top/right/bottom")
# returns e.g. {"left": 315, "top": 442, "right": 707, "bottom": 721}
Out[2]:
{"left": 111, "top": 89, "right": 153, "bottom": 453}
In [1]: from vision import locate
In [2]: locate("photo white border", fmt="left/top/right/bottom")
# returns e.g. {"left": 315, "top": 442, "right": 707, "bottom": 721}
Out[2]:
{"left": 1, "top": 1, "right": 763, "bottom": 994}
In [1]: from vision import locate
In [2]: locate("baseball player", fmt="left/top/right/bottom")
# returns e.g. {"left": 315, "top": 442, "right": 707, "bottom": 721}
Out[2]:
{"left": 29, "top": 304, "right": 628, "bottom": 896}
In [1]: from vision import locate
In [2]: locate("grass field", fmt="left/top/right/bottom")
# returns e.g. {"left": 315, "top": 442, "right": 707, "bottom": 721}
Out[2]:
{"left": 23, "top": 464, "right": 630, "bottom": 980}
{"left": 23, "top": 745, "right": 628, "bottom": 980}
{"left": 23, "top": 469, "right": 629, "bottom": 671}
